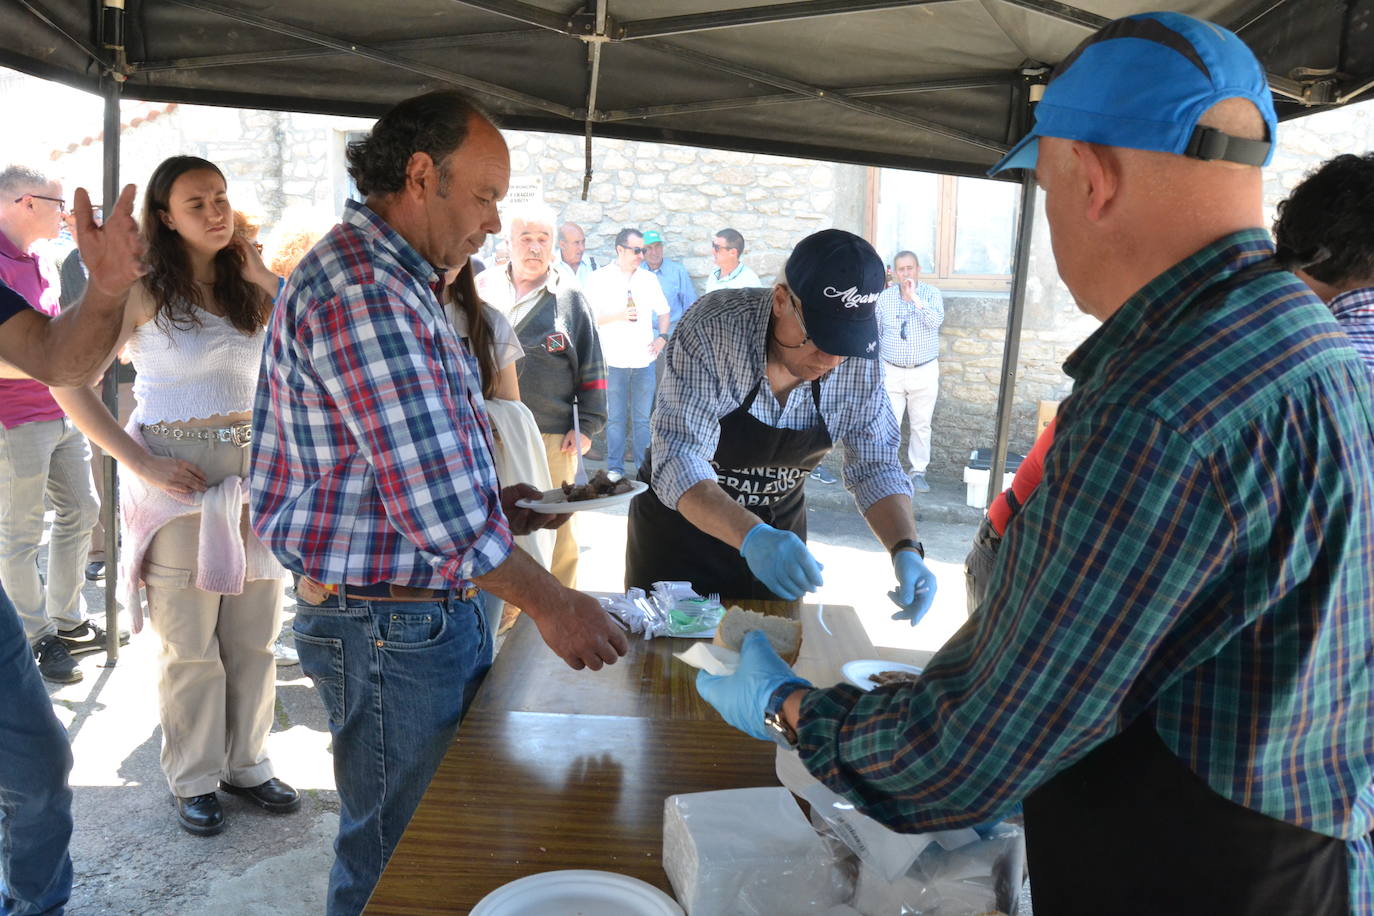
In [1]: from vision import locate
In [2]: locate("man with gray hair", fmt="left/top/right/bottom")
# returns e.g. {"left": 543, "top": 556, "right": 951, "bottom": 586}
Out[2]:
{"left": 0, "top": 166, "right": 112, "bottom": 684}
{"left": 478, "top": 204, "right": 607, "bottom": 588}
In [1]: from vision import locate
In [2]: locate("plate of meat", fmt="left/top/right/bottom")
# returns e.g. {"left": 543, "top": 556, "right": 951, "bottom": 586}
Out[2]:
{"left": 514, "top": 469, "right": 648, "bottom": 513}
{"left": 842, "top": 659, "right": 924, "bottom": 691}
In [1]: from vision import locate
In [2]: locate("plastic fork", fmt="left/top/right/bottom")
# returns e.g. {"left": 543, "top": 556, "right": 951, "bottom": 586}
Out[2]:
{"left": 572, "top": 397, "right": 588, "bottom": 486}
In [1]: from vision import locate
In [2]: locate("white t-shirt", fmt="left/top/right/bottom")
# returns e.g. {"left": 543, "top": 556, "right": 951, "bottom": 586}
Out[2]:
{"left": 584, "top": 264, "right": 670, "bottom": 369}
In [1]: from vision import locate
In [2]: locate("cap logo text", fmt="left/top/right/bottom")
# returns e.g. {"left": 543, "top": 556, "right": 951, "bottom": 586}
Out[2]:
{"left": 824, "top": 285, "right": 879, "bottom": 309}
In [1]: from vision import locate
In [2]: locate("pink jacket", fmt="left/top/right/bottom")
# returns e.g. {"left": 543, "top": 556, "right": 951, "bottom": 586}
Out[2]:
{"left": 118, "top": 419, "right": 284, "bottom": 633}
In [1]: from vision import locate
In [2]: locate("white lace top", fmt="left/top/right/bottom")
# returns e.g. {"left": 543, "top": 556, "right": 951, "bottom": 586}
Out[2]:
{"left": 125, "top": 305, "right": 266, "bottom": 424}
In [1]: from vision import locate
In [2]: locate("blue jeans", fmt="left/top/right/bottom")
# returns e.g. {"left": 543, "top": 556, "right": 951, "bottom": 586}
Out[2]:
{"left": 606, "top": 365, "right": 657, "bottom": 473}
{"left": 0, "top": 585, "right": 72, "bottom": 916}
{"left": 293, "top": 593, "right": 491, "bottom": 916}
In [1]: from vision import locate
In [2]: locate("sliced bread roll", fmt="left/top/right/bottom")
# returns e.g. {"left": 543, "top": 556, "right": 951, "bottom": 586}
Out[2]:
{"left": 713, "top": 606, "right": 802, "bottom": 665}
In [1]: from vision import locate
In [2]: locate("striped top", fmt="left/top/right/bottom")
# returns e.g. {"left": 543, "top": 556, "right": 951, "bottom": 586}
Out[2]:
{"left": 249, "top": 200, "right": 512, "bottom": 589}
{"left": 1330, "top": 286, "right": 1374, "bottom": 387}
{"left": 797, "top": 231, "right": 1374, "bottom": 911}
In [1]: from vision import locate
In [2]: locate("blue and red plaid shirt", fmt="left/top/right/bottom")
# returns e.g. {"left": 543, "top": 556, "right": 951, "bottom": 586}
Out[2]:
{"left": 250, "top": 200, "right": 512, "bottom": 589}
{"left": 798, "top": 231, "right": 1374, "bottom": 910}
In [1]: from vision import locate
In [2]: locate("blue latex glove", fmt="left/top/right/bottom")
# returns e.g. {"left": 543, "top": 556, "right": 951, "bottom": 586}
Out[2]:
{"left": 888, "top": 548, "right": 938, "bottom": 627}
{"left": 696, "top": 630, "right": 812, "bottom": 740}
{"left": 739, "top": 522, "right": 824, "bottom": 600}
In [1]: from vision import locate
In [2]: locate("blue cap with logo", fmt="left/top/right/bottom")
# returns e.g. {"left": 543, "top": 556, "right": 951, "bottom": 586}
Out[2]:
{"left": 785, "top": 229, "right": 883, "bottom": 359}
{"left": 989, "top": 11, "right": 1276, "bottom": 175}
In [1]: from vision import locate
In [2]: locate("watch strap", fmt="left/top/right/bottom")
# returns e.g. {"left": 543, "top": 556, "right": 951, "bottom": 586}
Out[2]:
{"left": 889, "top": 537, "right": 925, "bottom": 559}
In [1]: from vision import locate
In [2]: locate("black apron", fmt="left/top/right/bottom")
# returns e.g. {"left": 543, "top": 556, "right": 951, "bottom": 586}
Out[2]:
{"left": 1022, "top": 712, "right": 1350, "bottom": 915}
{"left": 624, "top": 377, "right": 831, "bottom": 600}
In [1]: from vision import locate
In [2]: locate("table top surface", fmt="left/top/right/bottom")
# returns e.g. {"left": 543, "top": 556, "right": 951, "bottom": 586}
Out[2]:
{"left": 365, "top": 598, "right": 870, "bottom": 914}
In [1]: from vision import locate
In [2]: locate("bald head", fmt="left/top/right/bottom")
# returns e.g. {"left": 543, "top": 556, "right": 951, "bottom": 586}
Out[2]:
{"left": 1037, "top": 97, "right": 1267, "bottom": 321}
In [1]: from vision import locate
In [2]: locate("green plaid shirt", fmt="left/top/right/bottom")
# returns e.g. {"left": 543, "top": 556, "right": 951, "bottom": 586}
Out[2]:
{"left": 798, "top": 231, "right": 1374, "bottom": 909}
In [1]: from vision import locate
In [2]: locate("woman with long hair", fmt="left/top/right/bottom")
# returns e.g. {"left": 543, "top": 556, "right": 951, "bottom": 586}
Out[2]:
{"left": 52, "top": 155, "right": 298, "bottom": 836}
{"left": 444, "top": 261, "right": 553, "bottom": 637}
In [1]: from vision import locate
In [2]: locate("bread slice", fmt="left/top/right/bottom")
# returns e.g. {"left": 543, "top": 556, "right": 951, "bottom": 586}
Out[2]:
{"left": 713, "top": 606, "right": 802, "bottom": 665}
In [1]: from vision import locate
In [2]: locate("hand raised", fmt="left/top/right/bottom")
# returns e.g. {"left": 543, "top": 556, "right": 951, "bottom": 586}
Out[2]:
{"left": 75, "top": 185, "right": 146, "bottom": 300}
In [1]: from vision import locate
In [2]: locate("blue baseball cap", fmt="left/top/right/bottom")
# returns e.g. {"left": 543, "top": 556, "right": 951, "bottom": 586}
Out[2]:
{"left": 989, "top": 11, "right": 1276, "bottom": 175}
{"left": 784, "top": 229, "right": 883, "bottom": 358}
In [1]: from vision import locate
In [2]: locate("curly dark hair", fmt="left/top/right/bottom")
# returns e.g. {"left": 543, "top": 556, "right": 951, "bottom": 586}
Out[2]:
{"left": 141, "top": 156, "right": 271, "bottom": 335}
{"left": 347, "top": 91, "right": 494, "bottom": 198}
{"left": 1273, "top": 152, "right": 1374, "bottom": 288}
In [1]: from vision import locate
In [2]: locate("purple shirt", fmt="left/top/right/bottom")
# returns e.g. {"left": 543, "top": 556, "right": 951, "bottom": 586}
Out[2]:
{"left": 0, "top": 233, "right": 64, "bottom": 428}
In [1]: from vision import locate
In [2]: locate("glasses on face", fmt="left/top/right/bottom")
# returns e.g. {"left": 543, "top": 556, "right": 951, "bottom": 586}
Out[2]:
{"left": 620, "top": 245, "right": 647, "bottom": 256}
{"left": 711, "top": 243, "right": 733, "bottom": 252}
{"left": 778, "top": 293, "right": 814, "bottom": 349}
{"left": 16, "top": 194, "right": 66, "bottom": 213}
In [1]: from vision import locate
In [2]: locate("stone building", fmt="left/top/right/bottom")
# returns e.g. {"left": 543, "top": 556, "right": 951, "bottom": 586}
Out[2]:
{"left": 7, "top": 67, "right": 1370, "bottom": 483}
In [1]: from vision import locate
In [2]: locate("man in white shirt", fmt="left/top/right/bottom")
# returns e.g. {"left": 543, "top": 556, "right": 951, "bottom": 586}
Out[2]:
{"left": 555, "top": 222, "right": 598, "bottom": 288}
{"left": 704, "top": 227, "right": 762, "bottom": 293}
{"left": 584, "top": 228, "right": 669, "bottom": 480}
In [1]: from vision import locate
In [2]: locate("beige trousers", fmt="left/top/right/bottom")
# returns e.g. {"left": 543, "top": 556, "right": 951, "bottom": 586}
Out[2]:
{"left": 140, "top": 434, "right": 281, "bottom": 798}
{"left": 541, "top": 432, "right": 580, "bottom": 588}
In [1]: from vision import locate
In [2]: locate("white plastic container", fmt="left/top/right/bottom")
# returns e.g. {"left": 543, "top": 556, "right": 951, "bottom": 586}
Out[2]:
{"left": 962, "top": 466, "right": 1016, "bottom": 509}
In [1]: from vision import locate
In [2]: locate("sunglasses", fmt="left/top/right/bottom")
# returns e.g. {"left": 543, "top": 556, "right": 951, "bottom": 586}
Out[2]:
{"left": 711, "top": 243, "right": 735, "bottom": 252}
{"left": 16, "top": 194, "right": 66, "bottom": 213}
{"left": 620, "top": 245, "right": 647, "bottom": 255}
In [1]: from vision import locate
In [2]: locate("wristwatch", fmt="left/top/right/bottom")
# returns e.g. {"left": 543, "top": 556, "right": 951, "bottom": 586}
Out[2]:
{"left": 763, "top": 682, "right": 803, "bottom": 749}
{"left": 889, "top": 537, "right": 925, "bottom": 559}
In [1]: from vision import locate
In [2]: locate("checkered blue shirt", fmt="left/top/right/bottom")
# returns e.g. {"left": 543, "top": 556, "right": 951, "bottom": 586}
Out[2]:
{"left": 249, "top": 200, "right": 513, "bottom": 589}
{"left": 875, "top": 281, "right": 944, "bottom": 367}
{"left": 651, "top": 287, "right": 909, "bottom": 512}
{"left": 798, "top": 232, "right": 1374, "bottom": 912}
{"left": 1330, "top": 286, "right": 1374, "bottom": 388}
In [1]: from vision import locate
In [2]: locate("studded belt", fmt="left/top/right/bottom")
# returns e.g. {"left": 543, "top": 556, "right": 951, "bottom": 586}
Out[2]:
{"left": 143, "top": 422, "right": 253, "bottom": 447}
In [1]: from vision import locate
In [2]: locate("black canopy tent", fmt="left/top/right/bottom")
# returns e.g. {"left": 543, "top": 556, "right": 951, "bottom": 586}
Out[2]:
{"left": 2, "top": 0, "right": 1370, "bottom": 658}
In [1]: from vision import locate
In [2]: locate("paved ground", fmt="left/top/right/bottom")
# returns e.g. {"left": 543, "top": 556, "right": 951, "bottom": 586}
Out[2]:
{"left": 39, "top": 469, "right": 1003, "bottom": 914}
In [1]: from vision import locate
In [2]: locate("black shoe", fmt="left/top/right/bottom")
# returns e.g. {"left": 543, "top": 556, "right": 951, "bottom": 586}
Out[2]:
{"left": 219, "top": 777, "right": 301, "bottom": 813}
{"left": 85, "top": 560, "right": 106, "bottom": 581}
{"left": 57, "top": 620, "right": 129, "bottom": 656}
{"left": 809, "top": 466, "right": 838, "bottom": 484}
{"left": 33, "top": 635, "right": 82, "bottom": 684}
{"left": 175, "top": 793, "right": 226, "bottom": 836}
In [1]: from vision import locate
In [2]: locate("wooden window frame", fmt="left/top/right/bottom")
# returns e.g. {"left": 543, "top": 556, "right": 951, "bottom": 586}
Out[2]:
{"left": 866, "top": 168, "right": 1014, "bottom": 293}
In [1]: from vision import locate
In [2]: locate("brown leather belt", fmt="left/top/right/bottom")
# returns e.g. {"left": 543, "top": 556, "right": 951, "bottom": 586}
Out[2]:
{"left": 294, "top": 575, "right": 478, "bottom": 606}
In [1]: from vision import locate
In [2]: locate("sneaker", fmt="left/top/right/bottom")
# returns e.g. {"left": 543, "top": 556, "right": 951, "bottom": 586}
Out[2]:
{"left": 606, "top": 469, "right": 624, "bottom": 483}
{"left": 33, "top": 635, "right": 82, "bottom": 684}
{"left": 910, "top": 472, "right": 931, "bottom": 493}
{"left": 85, "top": 560, "right": 106, "bottom": 581}
{"left": 810, "top": 466, "right": 838, "bottom": 484}
{"left": 57, "top": 620, "right": 129, "bottom": 656}
{"left": 274, "top": 638, "right": 299, "bottom": 667}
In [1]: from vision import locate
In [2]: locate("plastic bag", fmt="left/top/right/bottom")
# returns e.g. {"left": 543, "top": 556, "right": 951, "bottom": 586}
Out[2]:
{"left": 663, "top": 787, "right": 853, "bottom": 914}
{"left": 600, "top": 582, "right": 725, "bottom": 638}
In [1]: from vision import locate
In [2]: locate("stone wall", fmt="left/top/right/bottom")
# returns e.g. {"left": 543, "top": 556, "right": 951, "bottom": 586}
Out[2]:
{"left": 502, "top": 131, "right": 867, "bottom": 293}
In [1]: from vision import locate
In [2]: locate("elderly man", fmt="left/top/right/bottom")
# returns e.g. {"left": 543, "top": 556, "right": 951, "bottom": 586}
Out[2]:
{"left": 584, "top": 228, "right": 669, "bottom": 480}
{"left": 704, "top": 227, "right": 761, "bottom": 293}
{"left": 643, "top": 228, "right": 695, "bottom": 336}
{"left": 1273, "top": 152, "right": 1374, "bottom": 381}
{"left": 251, "top": 91, "right": 627, "bottom": 915}
{"left": 695, "top": 14, "right": 1374, "bottom": 914}
{"left": 555, "top": 221, "right": 598, "bottom": 287}
{"left": 626, "top": 228, "right": 937, "bottom": 623}
{"left": 478, "top": 205, "right": 607, "bottom": 588}
{"left": 0, "top": 166, "right": 113, "bottom": 684}
{"left": 876, "top": 250, "right": 944, "bottom": 492}
{"left": 0, "top": 182, "right": 144, "bottom": 916}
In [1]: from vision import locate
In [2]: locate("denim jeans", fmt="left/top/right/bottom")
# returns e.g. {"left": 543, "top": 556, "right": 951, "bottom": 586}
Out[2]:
{"left": 0, "top": 584, "right": 73, "bottom": 916}
{"left": 293, "top": 593, "right": 491, "bottom": 916}
{"left": 606, "top": 365, "right": 657, "bottom": 473}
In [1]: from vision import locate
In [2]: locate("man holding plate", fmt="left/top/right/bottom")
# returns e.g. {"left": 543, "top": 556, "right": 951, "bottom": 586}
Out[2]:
{"left": 624, "top": 228, "right": 937, "bottom": 623}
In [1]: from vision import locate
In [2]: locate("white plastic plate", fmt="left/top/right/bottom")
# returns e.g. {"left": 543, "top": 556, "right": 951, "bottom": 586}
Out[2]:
{"left": 514, "top": 479, "right": 648, "bottom": 514}
{"left": 842, "top": 659, "right": 924, "bottom": 691}
{"left": 471, "top": 869, "right": 684, "bottom": 916}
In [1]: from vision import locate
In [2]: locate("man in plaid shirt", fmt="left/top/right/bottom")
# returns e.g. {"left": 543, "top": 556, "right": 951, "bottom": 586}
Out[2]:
{"left": 697, "top": 13, "right": 1374, "bottom": 914}
{"left": 250, "top": 91, "right": 628, "bottom": 916}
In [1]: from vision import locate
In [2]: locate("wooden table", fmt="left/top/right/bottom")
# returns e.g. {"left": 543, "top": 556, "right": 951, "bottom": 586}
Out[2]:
{"left": 364, "top": 599, "right": 871, "bottom": 913}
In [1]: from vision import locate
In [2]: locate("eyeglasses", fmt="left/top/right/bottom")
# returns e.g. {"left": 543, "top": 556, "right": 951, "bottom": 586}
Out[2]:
{"left": 777, "top": 293, "right": 814, "bottom": 349}
{"left": 15, "top": 194, "right": 66, "bottom": 213}
{"left": 711, "top": 243, "right": 734, "bottom": 252}
{"left": 620, "top": 245, "right": 647, "bottom": 255}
